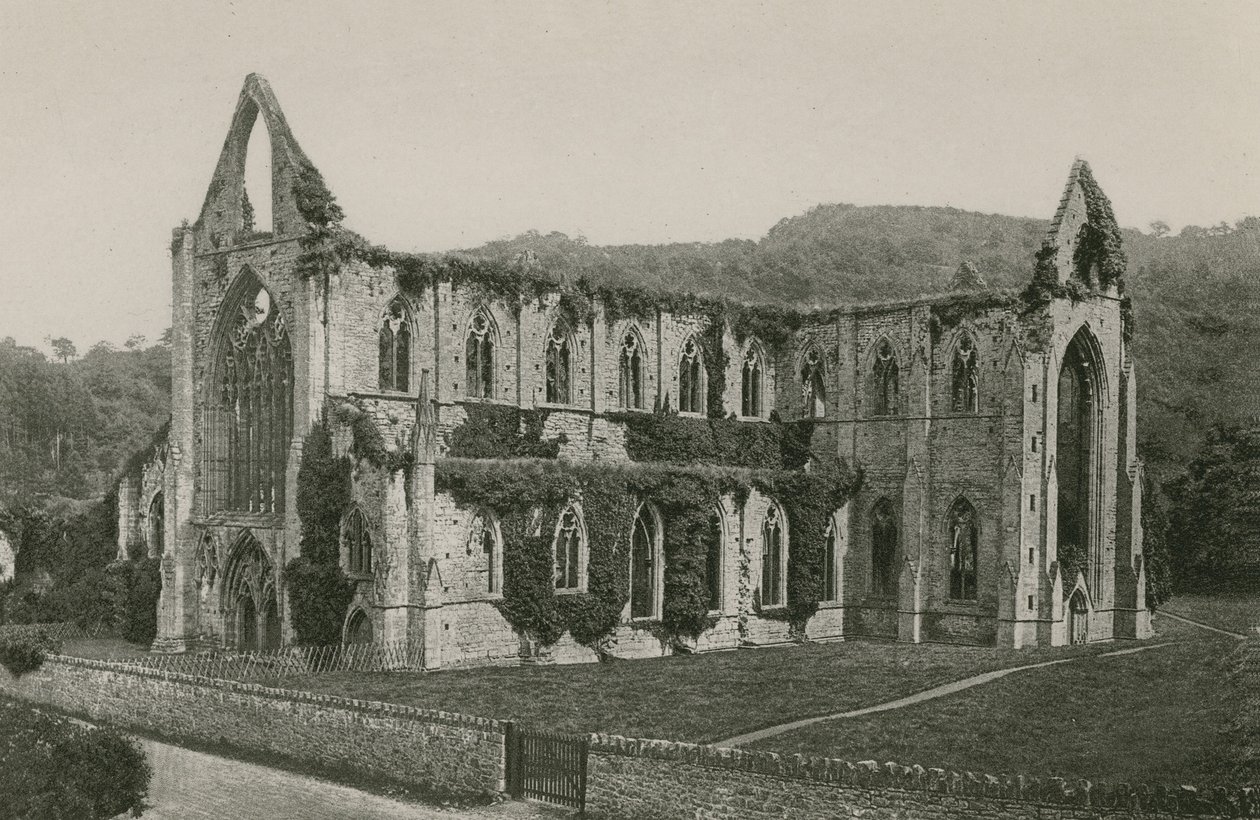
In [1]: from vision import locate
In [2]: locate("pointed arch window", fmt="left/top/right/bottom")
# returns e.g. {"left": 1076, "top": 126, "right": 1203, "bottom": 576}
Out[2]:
{"left": 554, "top": 505, "right": 586, "bottom": 591}
{"left": 195, "top": 533, "right": 217, "bottom": 594}
{"left": 147, "top": 492, "right": 165, "bottom": 557}
{"left": 629, "top": 503, "right": 663, "bottom": 620}
{"left": 379, "top": 298, "right": 412, "bottom": 393}
{"left": 469, "top": 512, "right": 502, "bottom": 595}
{"left": 872, "top": 341, "right": 900, "bottom": 417}
{"left": 760, "top": 503, "right": 786, "bottom": 607}
{"left": 823, "top": 519, "right": 838, "bottom": 602}
{"left": 619, "top": 330, "right": 645, "bottom": 409}
{"left": 466, "top": 311, "right": 495, "bottom": 399}
{"left": 952, "top": 335, "right": 979, "bottom": 413}
{"left": 545, "top": 323, "right": 573, "bottom": 404}
{"left": 948, "top": 498, "right": 979, "bottom": 600}
{"left": 345, "top": 508, "right": 373, "bottom": 576}
{"left": 210, "top": 278, "right": 293, "bottom": 513}
{"left": 705, "top": 511, "right": 723, "bottom": 611}
{"left": 678, "top": 337, "right": 706, "bottom": 414}
{"left": 741, "top": 345, "right": 764, "bottom": 418}
{"left": 871, "top": 498, "right": 897, "bottom": 596}
{"left": 801, "top": 346, "right": 826, "bottom": 418}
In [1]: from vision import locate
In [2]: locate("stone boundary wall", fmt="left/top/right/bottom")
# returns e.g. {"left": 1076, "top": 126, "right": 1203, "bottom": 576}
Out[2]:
{"left": 583, "top": 734, "right": 1255, "bottom": 819}
{"left": 0, "top": 655, "right": 505, "bottom": 798}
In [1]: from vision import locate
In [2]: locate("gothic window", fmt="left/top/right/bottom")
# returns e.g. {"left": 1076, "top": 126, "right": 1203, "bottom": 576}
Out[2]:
{"left": 345, "top": 508, "right": 372, "bottom": 576}
{"left": 147, "top": 492, "right": 165, "bottom": 557}
{"left": 222, "top": 531, "right": 279, "bottom": 651}
{"left": 469, "top": 512, "right": 502, "bottom": 595}
{"left": 345, "top": 609, "right": 373, "bottom": 645}
{"left": 872, "top": 341, "right": 900, "bottom": 417}
{"left": 870, "top": 498, "right": 897, "bottom": 596}
{"left": 760, "top": 502, "right": 786, "bottom": 607}
{"left": 210, "top": 278, "right": 293, "bottom": 513}
{"left": 801, "top": 346, "right": 826, "bottom": 418}
{"left": 948, "top": 498, "right": 979, "bottom": 600}
{"left": 823, "top": 519, "right": 838, "bottom": 602}
{"left": 619, "top": 330, "right": 644, "bottom": 409}
{"left": 678, "top": 337, "right": 706, "bottom": 414}
{"left": 465, "top": 311, "right": 495, "bottom": 399}
{"left": 737, "top": 344, "right": 762, "bottom": 418}
{"left": 705, "top": 511, "right": 723, "bottom": 611}
{"left": 629, "top": 503, "right": 663, "bottom": 620}
{"left": 951, "top": 335, "right": 979, "bottom": 413}
{"left": 545, "top": 323, "right": 573, "bottom": 404}
{"left": 554, "top": 505, "right": 586, "bottom": 591}
{"left": 195, "top": 532, "right": 217, "bottom": 594}
{"left": 379, "top": 298, "right": 412, "bottom": 393}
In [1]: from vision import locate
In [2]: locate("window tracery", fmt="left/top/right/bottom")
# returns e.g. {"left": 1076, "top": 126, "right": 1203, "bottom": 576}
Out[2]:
{"left": 469, "top": 512, "right": 501, "bottom": 594}
{"left": 952, "top": 335, "right": 979, "bottom": 413}
{"left": 619, "top": 330, "right": 644, "bottom": 409}
{"left": 379, "top": 298, "right": 411, "bottom": 393}
{"left": 545, "top": 324, "right": 573, "bottom": 404}
{"left": 678, "top": 337, "right": 706, "bottom": 414}
{"left": 760, "top": 503, "right": 786, "bottom": 606}
{"left": 345, "top": 508, "right": 372, "bottom": 576}
{"left": 629, "top": 504, "right": 662, "bottom": 619}
{"left": 741, "top": 345, "right": 764, "bottom": 418}
{"left": 554, "top": 505, "right": 585, "bottom": 591}
{"left": 948, "top": 498, "right": 979, "bottom": 600}
{"left": 872, "top": 341, "right": 900, "bottom": 416}
{"left": 466, "top": 311, "right": 495, "bottom": 399}
{"left": 801, "top": 346, "right": 826, "bottom": 418}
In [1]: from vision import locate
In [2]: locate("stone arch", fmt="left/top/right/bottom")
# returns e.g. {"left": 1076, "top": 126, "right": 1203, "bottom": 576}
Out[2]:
{"left": 342, "top": 506, "right": 374, "bottom": 577}
{"left": 544, "top": 319, "right": 576, "bottom": 405}
{"left": 464, "top": 305, "right": 501, "bottom": 400}
{"left": 221, "top": 530, "right": 280, "bottom": 651}
{"left": 797, "top": 339, "right": 826, "bottom": 418}
{"left": 553, "top": 501, "right": 589, "bottom": 592}
{"left": 1055, "top": 324, "right": 1106, "bottom": 597}
{"left": 865, "top": 336, "right": 902, "bottom": 417}
{"left": 204, "top": 267, "right": 293, "bottom": 514}
{"left": 822, "top": 503, "right": 850, "bottom": 602}
{"left": 379, "top": 296, "right": 415, "bottom": 393}
{"left": 946, "top": 495, "right": 980, "bottom": 600}
{"left": 194, "top": 530, "right": 220, "bottom": 600}
{"left": 739, "top": 338, "right": 768, "bottom": 419}
{"left": 344, "top": 607, "right": 373, "bottom": 645}
{"left": 705, "top": 500, "right": 732, "bottom": 612}
{"left": 758, "top": 497, "right": 789, "bottom": 608}
{"left": 146, "top": 491, "right": 165, "bottom": 557}
{"left": 617, "top": 323, "right": 649, "bottom": 410}
{"left": 467, "top": 509, "right": 503, "bottom": 595}
{"left": 628, "top": 501, "right": 665, "bottom": 621}
{"left": 678, "top": 334, "right": 707, "bottom": 415}
{"left": 946, "top": 328, "right": 981, "bottom": 413}
{"left": 196, "top": 74, "right": 323, "bottom": 245}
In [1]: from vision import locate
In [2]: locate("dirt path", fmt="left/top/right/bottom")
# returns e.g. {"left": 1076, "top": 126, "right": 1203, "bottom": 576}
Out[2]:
{"left": 1157, "top": 609, "right": 1249, "bottom": 639}
{"left": 133, "top": 738, "right": 563, "bottom": 820}
{"left": 715, "top": 642, "right": 1173, "bottom": 747}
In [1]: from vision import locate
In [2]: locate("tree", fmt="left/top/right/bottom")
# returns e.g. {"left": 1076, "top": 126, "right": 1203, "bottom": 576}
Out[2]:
{"left": 124, "top": 334, "right": 146, "bottom": 351}
{"left": 1148, "top": 220, "right": 1170, "bottom": 238}
{"left": 48, "top": 337, "right": 76, "bottom": 363}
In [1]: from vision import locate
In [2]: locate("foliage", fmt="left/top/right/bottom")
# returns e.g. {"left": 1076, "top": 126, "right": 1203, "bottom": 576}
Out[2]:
{"left": 119, "top": 558, "right": 161, "bottom": 645}
{"left": 436, "top": 455, "right": 858, "bottom": 649}
{"left": 284, "top": 556, "right": 355, "bottom": 646}
{"left": 1140, "top": 472, "right": 1173, "bottom": 609}
{"left": 0, "top": 698, "right": 151, "bottom": 818}
{"left": 1056, "top": 541, "right": 1089, "bottom": 590}
{"left": 1164, "top": 423, "right": 1260, "bottom": 591}
{"left": 1224, "top": 640, "right": 1260, "bottom": 785}
{"left": 0, "top": 629, "right": 59, "bottom": 676}
{"left": 331, "top": 401, "right": 414, "bottom": 473}
{"left": 1071, "top": 162, "right": 1127, "bottom": 291}
{"left": 446, "top": 403, "right": 560, "bottom": 460}
{"left": 287, "top": 417, "right": 356, "bottom": 644}
{"left": 610, "top": 410, "right": 815, "bottom": 470}
{"left": 0, "top": 334, "right": 170, "bottom": 499}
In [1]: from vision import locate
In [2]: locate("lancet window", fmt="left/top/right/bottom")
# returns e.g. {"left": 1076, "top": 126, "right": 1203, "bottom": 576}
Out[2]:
{"left": 948, "top": 498, "right": 979, "bottom": 600}
{"left": 678, "top": 337, "right": 706, "bottom": 414}
{"left": 760, "top": 503, "right": 786, "bottom": 607}
{"left": 741, "top": 345, "right": 764, "bottom": 418}
{"left": 801, "top": 346, "right": 826, "bottom": 418}
{"left": 871, "top": 498, "right": 897, "bottom": 596}
{"left": 619, "top": 330, "right": 645, "bottom": 410}
{"left": 554, "top": 506, "right": 585, "bottom": 591}
{"left": 545, "top": 324, "right": 573, "bottom": 404}
{"left": 466, "top": 311, "right": 495, "bottom": 399}
{"left": 379, "top": 298, "right": 412, "bottom": 393}
{"left": 952, "top": 335, "right": 979, "bottom": 413}
{"left": 872, "top": 341, "right": 900, "bottom": 416}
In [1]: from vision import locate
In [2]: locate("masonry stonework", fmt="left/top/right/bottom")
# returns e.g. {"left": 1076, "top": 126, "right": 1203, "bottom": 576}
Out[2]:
{"left": 128, "top": 75, "right": 1150, "bottom": 665}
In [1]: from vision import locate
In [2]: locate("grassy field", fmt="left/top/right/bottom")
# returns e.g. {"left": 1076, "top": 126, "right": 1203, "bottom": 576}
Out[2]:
{"left": 266, "top": 634, "right": 1118, "bottom": 743}
{"left": 750, "top": 614, "right": 1246, "bottom": 787}
{"left": 1160, "top": 593, "right": 1259, "bottom": 634}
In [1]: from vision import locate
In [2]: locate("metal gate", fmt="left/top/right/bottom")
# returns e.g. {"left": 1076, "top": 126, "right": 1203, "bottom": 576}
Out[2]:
{"left": 505, "top": 723, "right": 588, "bottom": 812}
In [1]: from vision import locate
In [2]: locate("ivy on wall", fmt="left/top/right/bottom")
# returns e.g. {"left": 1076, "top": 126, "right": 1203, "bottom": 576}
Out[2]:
{"left": 608, "top": 411, "right": 814, "bottom": 470}
{"left": 1071, "top": 162, "right": 1127, "bottom": 292}
{"left": 446, "top": 403, "right": 561, "bottom": 460}
{"left": 436, "top": 456, "right": 858, "bottom": 651}
{"left": 285, "top": 418, "right": 355, "bottom": 645}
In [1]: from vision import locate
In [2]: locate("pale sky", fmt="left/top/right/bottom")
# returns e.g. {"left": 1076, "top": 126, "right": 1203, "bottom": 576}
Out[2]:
{"left": 1, "top": 1, "right": 1257, "bottom": 352}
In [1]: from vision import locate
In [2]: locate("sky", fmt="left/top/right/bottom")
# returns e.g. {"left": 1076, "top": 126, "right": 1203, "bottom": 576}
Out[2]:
{"left": 0, "top": 1, "right": 1257, "bottom": 352}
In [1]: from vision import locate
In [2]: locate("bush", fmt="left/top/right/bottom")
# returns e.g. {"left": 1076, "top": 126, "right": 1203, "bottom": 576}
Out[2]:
{"left": 120, "top": 558, "right": 161, "bottom": 645}
{"left": 284, "top": 556, "right": 355, "bottom": 646}
{"left": 0, "top": 698, "right": 150, "bottom": 818}
{"left": 0, "top": 629, "right": 60, "bottom": 677}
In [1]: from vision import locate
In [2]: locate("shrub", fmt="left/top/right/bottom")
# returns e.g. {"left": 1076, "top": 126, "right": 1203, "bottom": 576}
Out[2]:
{"left": 284, "top": 556, "right": 356, "bottom": 646}
{"left": 120, "top": 558, "right": 161, "bottom": 645}
{"left": 0, "top": 629, "right": 60, "bottom": 676}
{"left": 0, "top": 698, "right": 150, "bottom": 818}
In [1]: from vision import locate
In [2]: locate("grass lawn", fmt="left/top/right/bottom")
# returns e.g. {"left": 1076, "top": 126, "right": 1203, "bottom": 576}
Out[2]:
{"left": 1160, "top": 592, "right": 1259, "bottom": 634}
{"left": 59, "top": 637, "right": 152, "bottom": 661}
{"left": 749, "top": 617, "right": 1243, "bottom": 788}
{"left": 267, "top": 635, "right": 1116, "bottom": 744}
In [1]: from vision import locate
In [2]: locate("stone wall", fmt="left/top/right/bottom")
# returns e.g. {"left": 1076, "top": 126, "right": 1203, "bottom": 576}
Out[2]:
{"left": 583, "top": 734, "right": 1250, "bottom": 820}
{"left": 0, "top": 656, "right": 505, "bottom": 798}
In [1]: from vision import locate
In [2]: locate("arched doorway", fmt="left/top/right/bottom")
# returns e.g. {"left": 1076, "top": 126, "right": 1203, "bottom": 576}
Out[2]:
{"left": 222, "top": 531, "right": 280, "bottom": 651}
{"left": 345, "top": 609, "right": 373, "bottom": 645}
{"left": 1056, "top": 328, "right": 1103, "bottom": 595}
{"left": 1068, "top": 590, "right": 1089, "bottom": 645}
